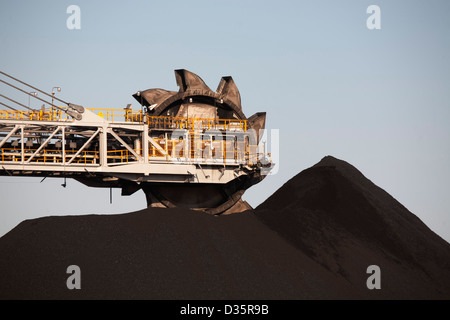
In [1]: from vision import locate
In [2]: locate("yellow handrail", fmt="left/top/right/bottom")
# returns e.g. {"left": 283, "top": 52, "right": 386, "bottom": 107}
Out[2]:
{"left": 87, "top": 108, "right": 248, "bottom": 131}
{"left": 1, "top": 107, "right": 248, "bottom": 132}
{"left": 0, "top": 108, "right": 71, "bottom": 121}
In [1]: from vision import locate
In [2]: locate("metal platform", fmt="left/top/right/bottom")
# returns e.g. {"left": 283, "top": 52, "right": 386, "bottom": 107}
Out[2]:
{"left": 0, "top": 106, "right": 270, "bottom": 185}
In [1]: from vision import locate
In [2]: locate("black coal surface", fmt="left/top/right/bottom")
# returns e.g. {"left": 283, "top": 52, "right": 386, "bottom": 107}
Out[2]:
{"left": 0, "top": 156, "right": 449, "bottom": 299}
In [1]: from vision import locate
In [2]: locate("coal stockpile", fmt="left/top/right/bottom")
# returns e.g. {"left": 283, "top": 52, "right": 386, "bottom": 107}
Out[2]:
{"left": 1, "top": 156, "right": 449, "bottom": 299}
{"left": 255, "top": 156, "right": 450, "bottom": 299}
{"left": 0, "top": 208, "right": 358, "bottom": 299}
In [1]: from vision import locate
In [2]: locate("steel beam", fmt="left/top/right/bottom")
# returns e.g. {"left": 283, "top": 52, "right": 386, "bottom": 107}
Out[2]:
{"left": 25, "top": 126, "right": 61, "bottom": 163}
{"left": 67, "top": 128, "right": 101, "bottom": 165}
{"left": 108, "top": 129, "right": 142, "bottom": 162}
{"left": 0, "top": 125, "right": 19, "bottom": 148}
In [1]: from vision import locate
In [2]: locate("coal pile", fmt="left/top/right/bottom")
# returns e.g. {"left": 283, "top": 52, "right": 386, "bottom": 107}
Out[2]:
{"left": 0, "top": 208, "right": 358, "bottom": 299}
{"left": 1, "top": 156, "right": 449, "bottom": 299}
{"left": 256, "top": 156, "right": 450, "bottom": 299}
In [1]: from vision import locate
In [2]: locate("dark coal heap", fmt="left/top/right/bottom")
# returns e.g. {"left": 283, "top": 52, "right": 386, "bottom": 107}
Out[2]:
{"left": 1, "top": 156, "right": 449, "bottom": 299}
{"left": 256, "top": 156, "right": 450, "bottom": 299}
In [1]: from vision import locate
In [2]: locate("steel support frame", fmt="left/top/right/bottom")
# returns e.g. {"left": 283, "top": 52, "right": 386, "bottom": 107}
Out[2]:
{"left": 0, "top": 116, "right": 252, "bottom": 185}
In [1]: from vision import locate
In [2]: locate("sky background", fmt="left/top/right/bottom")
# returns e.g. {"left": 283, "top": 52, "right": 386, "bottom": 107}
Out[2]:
{"left": 0, "top": 0, "right": 449, "bottom": 242}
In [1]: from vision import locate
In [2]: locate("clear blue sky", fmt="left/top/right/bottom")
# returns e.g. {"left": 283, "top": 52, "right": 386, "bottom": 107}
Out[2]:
{"left": 1, "top": 0, "right": 450, "bottom": 242}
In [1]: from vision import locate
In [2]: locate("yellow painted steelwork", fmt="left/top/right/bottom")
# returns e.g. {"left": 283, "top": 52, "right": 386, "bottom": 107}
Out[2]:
{"left": 1, "top": 108, "right": 248, "bottom": 132}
